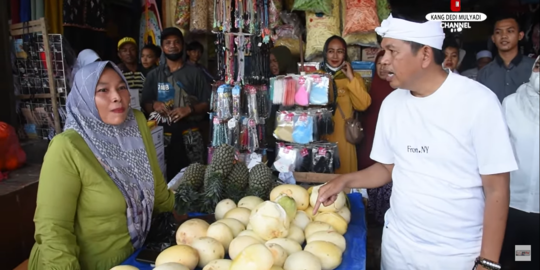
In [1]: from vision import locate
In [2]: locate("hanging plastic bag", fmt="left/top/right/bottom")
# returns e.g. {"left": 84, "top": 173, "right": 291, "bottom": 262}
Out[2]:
{"left": 309, "top": 74, "right": 330, "bottom": 105}
{"left": 292, "top": 112, "right": 314, "bottom": 144}
{"left": 305, "top": 0, "right": 340, "bottom": 61}
{"left": 0, "top": 122, "right": 26, "bottom": 172}
{"left": 293, "top": 0, "right": 334, "bottom": 16}
{"left": 273, "top": 111, "right": 295, "bottom": 143}
{"left": 343, "top": 0, "right": 380, "bottom": 36}
{"left": 190, "top": 0, "right": 208, "bottom": 33}
{"left": 269, "top": 0, "right": 283, "bottom": 29}
{"left": 344, "top": 32, "right": 379, "bottom": 48}
{"left": 376, "top": 0, "right": 391, "bottom": 21}
{"left": 175, "top": 0, "right": 190, "bottom": 28}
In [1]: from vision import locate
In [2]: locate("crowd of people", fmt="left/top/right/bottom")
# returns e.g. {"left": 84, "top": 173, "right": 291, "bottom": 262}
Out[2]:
{"left": 27, "top": 10, "right": 538, "bottom": 270}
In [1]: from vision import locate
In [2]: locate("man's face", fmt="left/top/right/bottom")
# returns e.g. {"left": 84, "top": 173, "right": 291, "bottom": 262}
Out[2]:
{"left": 380, "top": 38, "right": 424, "bottom": 89}
{"left": 187, "top": 49, "right": 201, "bottom": 63}
{"left": 477, "top": 57, "right": 492, "bottom": 70}
{"left": 118, "top": 43, "right": 137, "bottom": 65}
{"left": 492, "top": 19, "right": 524, "bottom": 52}
{"left": 162, "top": 36, "right": 183, "bottom": 55}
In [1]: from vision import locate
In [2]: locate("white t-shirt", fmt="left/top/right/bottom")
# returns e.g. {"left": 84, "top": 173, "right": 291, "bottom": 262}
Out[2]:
{"left": 371, "top": 71, "right": 517, "bottom": 256}
{"left": 502, "top": 93, "right": 539, "bottom": 213}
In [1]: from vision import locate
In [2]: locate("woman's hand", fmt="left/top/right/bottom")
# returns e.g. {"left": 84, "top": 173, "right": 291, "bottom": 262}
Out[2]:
{"left": 169, "top": 107, "right": 192, "bottom": 123}
{"left": 341, "top": 62, "right": 355, "bottom": 82}
{"left": 153, "top": 101, "right": 169, "bottom": 115}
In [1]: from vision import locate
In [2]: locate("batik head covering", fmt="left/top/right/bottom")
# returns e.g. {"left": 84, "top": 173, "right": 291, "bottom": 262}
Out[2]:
{"left": 64, "top": 61, "right": 155, "bottom": 249}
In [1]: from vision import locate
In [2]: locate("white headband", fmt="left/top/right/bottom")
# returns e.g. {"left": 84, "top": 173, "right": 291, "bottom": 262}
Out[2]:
{"left": 375, "top": 15, "right": 446, "bottom": 50}
{"left": 476, "top": 50, "right": 492, "bottom": 60}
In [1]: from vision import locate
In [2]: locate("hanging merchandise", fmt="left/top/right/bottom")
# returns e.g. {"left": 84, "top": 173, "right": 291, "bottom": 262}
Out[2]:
{"left": 257, "top": 86, "right": 270, "bottom": 118}
{"left": 297, "top": 62, "right": 320, "bottom": 73}
{"left": 292, "top": 0, "right": 334, "bottom": 16}
{"left": 351, "top": 61, "right": 376, "bottom": 91}
{"left": 273, "top": 12, "right": 304, "bottom": 56}
{"left": 211, "top": 116, "right": 229, "bottom": 146}
{"left": 376, "top": 0, "right": 391, "bottom": 21}
{"left": 344, "top": 33, "right": 379, "bottom": 48}
{"left": 175, "top": 0, "right": 190, "bottom": 28}
{"left": 270, "top": 74, "right": 331, "bottom": 106}
{"left": 269, "top": 0, "right": 282, "bottom": 29}
{"left": 216, "top": 84, "right": 233, "bottom": 119}
{"left": 342, "top": 0, "right": 380, "bottom": 36}
{"left": 140, "top": 0, "right": 163, "bottom": 49}
{"left": 273, "top": 142, "right": 339, "bottom": 173}
{"left": 215, "top": 33, "right": 226, "bottom": 81}
{"left": 190, "top": 0, "right": 208, "bottom": 33}
{"left": 305, "top": 0, "right": 340, "bottom": 61}
{"left": 208, "top": 0, "right": 215, "bottom": 31}
{"left": 246, "top": 85, "right": 260, "bottom": 120}
{"left": 232, "top": 85, "right": 242, "bottom": 118}
{"left": 273, "top": 109, "right": 333, "bottom": 144}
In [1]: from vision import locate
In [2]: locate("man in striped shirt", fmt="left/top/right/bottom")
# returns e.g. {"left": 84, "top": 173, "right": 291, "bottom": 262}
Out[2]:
{"left": 117, "top": 37, "right": 145, "bottom": 111}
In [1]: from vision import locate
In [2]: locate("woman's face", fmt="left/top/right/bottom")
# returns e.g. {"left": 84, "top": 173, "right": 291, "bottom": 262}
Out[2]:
{"left": 376, "top": 55, "right": 388, "bottom": 79}
{"left": 95, "top": 67, "right": 130, "bottom": 125}
{"left": 326, "top": 39, "right": 346, "bottom": 68}
{"left": 141, "top": 48, "right": 157, "bottom": 69}
{"left": 270, "top": 53, "right": 280, "bottom": 76}
{"left": 443, "top": 47, "right": 459, "bottom": 71}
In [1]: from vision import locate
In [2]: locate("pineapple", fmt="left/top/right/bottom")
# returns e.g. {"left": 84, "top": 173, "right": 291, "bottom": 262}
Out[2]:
{"left": 223, "top": 162, "right": 249, "bottom": 202}
{"left": 246, "top": 163, "right": 274, "bottom": 200}
{"left": 174, "top": 163, "right": 206, "bottom": 214}
{"left": 174, "top": 183, "right": 200, "bottom": 215}
{"left": 199, "top": 171, "right": 225, "bottom": 214}
{"left": 207, "top": 144, "right": 236, "bottom": 176}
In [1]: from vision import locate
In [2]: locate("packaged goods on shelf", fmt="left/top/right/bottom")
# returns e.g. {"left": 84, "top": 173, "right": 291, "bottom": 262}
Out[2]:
{"left": 273, "top": 142, "right": 340, "bottom": 174}
{"left": 351, "top": 61, "right": 376, "bottom": 91}
{"left": 270, "top": 73, "right": 332, "bottom": 106}
{"left": 305, "top": 0, "right": 340, "bottom": 60}
{"left": 273, "top": 109, "right": 334, "bottom": 144}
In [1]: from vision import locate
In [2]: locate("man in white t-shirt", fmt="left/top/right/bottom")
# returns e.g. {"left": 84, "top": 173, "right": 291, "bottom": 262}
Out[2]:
{"left": 313, "top": 14, "right": 517, "bottom": 270}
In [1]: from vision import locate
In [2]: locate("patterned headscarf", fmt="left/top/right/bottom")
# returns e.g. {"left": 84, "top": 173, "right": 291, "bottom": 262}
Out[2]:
{"left": 64, "top": 61, "right": 155, "bottom": 249}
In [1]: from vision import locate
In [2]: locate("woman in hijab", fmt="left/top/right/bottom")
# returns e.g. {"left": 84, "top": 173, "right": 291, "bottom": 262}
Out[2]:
{"left": 499, "top": 56, "right": 540, "bottom": 269}
{"left": 270, "top": 46, "right": 298, "bottom": 75}
{"left": 69, "top": 49, "right": 101, "bottom": 89}
{"left": 357, "top": 50, "right": 394, "bottom": 226}
{"left": 29, "top": 62, "right": 174, "bottom": 270}
{"left": 320, "top": 35, "right": 371, "bottom": 174}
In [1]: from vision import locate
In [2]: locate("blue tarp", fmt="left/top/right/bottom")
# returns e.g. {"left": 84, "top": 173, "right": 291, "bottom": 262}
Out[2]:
{"left": 121, "top": 193, "right": 366, "bottom": 270}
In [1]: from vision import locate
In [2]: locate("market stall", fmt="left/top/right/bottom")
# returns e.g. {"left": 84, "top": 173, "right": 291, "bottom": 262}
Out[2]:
{"left": 119, "top": 182, "right": 366, "bottom": 270}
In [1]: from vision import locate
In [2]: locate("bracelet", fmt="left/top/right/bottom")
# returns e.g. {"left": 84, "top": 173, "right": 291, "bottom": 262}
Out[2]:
{"left": 473, "top": 257, "right": 501, "bottom": 270}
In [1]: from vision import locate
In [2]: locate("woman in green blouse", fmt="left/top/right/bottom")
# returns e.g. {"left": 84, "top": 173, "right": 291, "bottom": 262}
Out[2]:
{"left": 29, "top": 61, "right": 174, "bottom": 270}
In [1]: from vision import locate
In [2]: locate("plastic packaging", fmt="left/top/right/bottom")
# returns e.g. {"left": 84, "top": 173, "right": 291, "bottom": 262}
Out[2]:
{"left": 227, "top": 118, "right": 240, "bottom": 148}
{"left": 274, "top": 13, "right": 304, "bottom": 56}
{"left": 351, "top": 61, "right": 376, "bottom": 91}
{"left": 143, "top": 212, "right": 177, "bottom": 251}
{"left": 216, "top": 84, "right": 233, "bottom": 119}
{"left": 0, "top": 122, "right": 26, "bottom": 172}
{"left": 344, "top": 33, "right": 379, "bottom": 48}
{"left": 273, "top": 111, "right": 295, "bottom": 142}
{"left": 174, "top": 0, "right": 190, "bottom": 28}
{"left": 305, "top": 0, "right": 340, "bottom": 60}
{"left": 283, "top": 77, "right": 297, "bottom": 107}
{"left": 273, "top": 143, "right": 298, "bottom": 172}
{"left": 293, "top": 0, "right": 334, "bottom": 16}
{"left": 269, "top": 0, "right": 283, "bottom": 29}
{"left": 246, "top": 85, "right": 259, "bottom": 121}
{"left": 247, "top": 118, "right": 259, "bottom": 152}
{"left": 272, "top": 77, "right": 285, "bottom": 105}
{"left": 211, "top": 117, "right": 228, "bottom": 146}
{"left": 295, "top": 76, "right": 311, "bottom": 106}
{"left": 295, "top": 147, "right": 313, "bottom": 172}
{"left": 312, "top": 146, "right": 334, "bottom": 173}
{"left": 190, "top": 0, "right": 208, "bottom": 33}
{"left": 309, "top": 74, "right": 330, "bottom": 105}
{"left": 298, "top": 62, "right": 320, "bottom": 73}
{"left": 343, "top": 0, "right": 380, "bottom": 36}
{"left": 257, "top": 86, "right": 270, "bottom": 119}
{"left": 232, "top": 85, "right": 242, "bottom": 118}
{"left": 292, "top": 113, "right": 314, "bottom": 144}
{"left": 377, "top": 0, "right": 391, "bottom": 21}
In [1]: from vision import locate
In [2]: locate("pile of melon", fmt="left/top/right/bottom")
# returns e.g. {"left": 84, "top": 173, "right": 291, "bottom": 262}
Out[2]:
{"left": 112, "top": 184, "right": 351, "bottom": 270}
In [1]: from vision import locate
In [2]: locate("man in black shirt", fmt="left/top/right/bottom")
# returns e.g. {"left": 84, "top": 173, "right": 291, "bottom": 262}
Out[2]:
{"left": 141, "top": 27, "right": 211, "bottom": 180}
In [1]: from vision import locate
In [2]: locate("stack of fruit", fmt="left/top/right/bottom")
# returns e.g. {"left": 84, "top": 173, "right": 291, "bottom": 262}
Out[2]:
{"left": 174, "top": 144, "right": 279, "bottom": 215}
{"left": 152, "top": 184, "right": 352, "bottom": 270}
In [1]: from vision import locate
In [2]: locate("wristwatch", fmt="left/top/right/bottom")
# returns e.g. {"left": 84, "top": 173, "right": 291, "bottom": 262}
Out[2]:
{"left": 473, "top": 257, "right": 501, "bottom": 270}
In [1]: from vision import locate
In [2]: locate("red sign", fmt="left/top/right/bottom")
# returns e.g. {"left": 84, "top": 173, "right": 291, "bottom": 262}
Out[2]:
{"left": 451, "top": 0, "right": 461, "bottom": 12}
